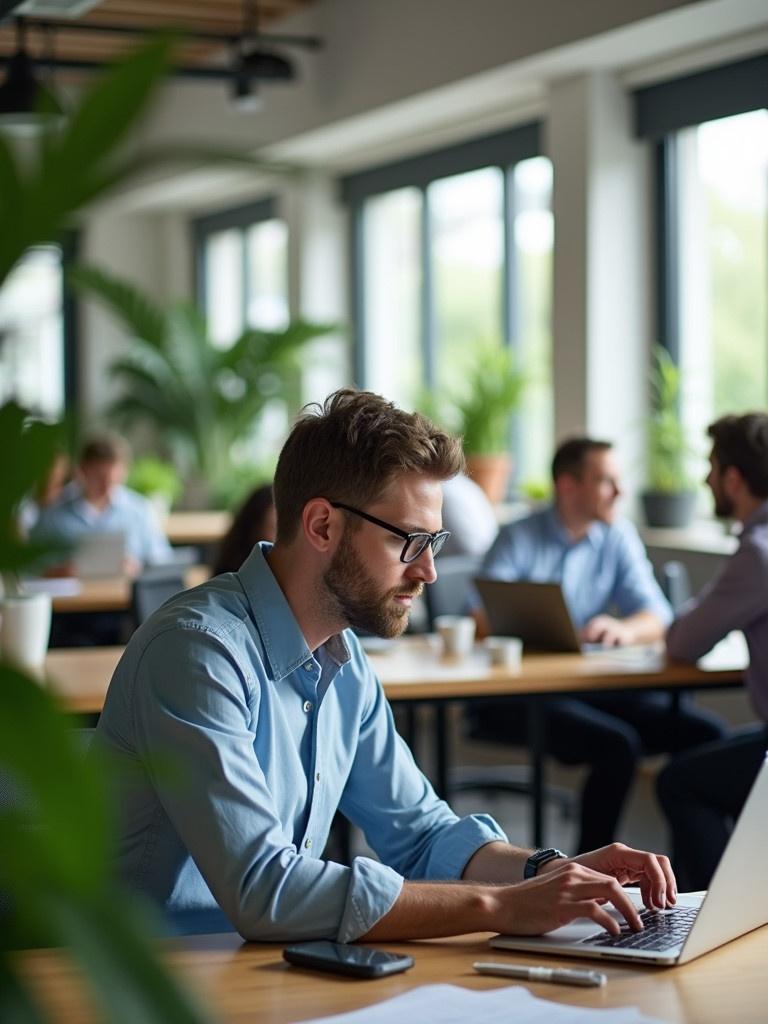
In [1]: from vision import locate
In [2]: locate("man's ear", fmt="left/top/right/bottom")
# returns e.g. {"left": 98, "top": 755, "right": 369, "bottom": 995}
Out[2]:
{"left": 302, "top": 498, "right": 341, "bottom": 554}
{"left": 722, "top": 464, "right": 744, "bottom": 497}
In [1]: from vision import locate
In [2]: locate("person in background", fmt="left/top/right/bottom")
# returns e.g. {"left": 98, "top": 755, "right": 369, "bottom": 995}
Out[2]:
{"left": 439, "top": 472, "right": 498, "bottom": 558}
{"left": 18, "top": 450, "right": 71, "bottom": 536}
{"left": 31, "top": 433, "right": 173, "bottom": 574}
{"left": 658, "top": 413, "right": 768, "bottom": 890}
{"left": 472, "top": 437, "right": 727, "bottom": 852}
{"left": 212, "top": 483, "right": 276, "bottom": 576}
{"left": 94, "top": 390, "right": 675, "bottom": 944}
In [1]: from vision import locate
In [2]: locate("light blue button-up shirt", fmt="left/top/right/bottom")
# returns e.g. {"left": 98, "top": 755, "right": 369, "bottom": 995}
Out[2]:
{"left": 479, "top": 505, "right": 672, "bottom": 629}
{"left": 95, "top": 543, "right": 506, "bottom": 942}
{"left": 31, "top": 483, "right": 172, "bottom": 565}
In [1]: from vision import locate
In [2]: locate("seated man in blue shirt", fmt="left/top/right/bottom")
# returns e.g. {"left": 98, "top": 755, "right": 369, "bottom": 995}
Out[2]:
{"left": 94, "top": 390, "right": 676, "bottom": 943}
{"left": 31, "top": 433, "right": 173, "bottom": 574}
{"left": 474, "top": 437, "right": 727, "bottom": 853}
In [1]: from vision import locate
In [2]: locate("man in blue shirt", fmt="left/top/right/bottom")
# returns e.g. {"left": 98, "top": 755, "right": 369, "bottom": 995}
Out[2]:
{"left": 475, "top": 438, "right": 726, "bottom": 852}
{"left": 96, "top": 392, "right": 676, "bottom": 943}
{"left": 32, "top": 434, "right": 173, "bottom": 573}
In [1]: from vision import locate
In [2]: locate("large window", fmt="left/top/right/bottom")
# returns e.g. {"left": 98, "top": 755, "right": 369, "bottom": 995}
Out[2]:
{"left": 194, "top": 198, "right": 289, "bottom": 345}
{"left": 193, "top": 199, "right": 290, "bottom": 472}
{"left": 637, "top": 55, "right": 768, "bottom": 468}
{"left": 672, "top": 110, "right": 767, "bottom": 444}
{"left": 343, "top": 125, "right": 553, "bottom": 486}
{"left": 0, "top": 245, "right": 66, "bottom": 418}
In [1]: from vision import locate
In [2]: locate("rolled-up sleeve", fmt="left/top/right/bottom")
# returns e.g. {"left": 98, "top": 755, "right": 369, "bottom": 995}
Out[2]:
{"left": 339, "top": 648, "right": 507, "bottom": 886}
{"left": 132, "top": 628, "right": 400, "bottom": 942}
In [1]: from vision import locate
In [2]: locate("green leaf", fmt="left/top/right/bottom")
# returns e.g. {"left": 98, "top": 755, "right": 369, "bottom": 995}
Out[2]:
{"left": 50, "top": 895, "right": 215, "bottom": 1024}
{"left": 68, "top": 266, "right": 168, "bottom": 350}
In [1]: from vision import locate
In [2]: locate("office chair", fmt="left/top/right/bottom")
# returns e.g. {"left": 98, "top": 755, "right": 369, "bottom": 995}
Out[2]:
{"left": 424, "top": 555, "right": 574, "bottom": 817}
{"left": 131, "top": 566, "right": 187, "bottom": 626}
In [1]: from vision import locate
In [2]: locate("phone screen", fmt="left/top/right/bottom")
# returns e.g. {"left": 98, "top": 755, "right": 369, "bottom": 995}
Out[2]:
{"left": 283, "top": 941, "right": 414, "bottom": 977}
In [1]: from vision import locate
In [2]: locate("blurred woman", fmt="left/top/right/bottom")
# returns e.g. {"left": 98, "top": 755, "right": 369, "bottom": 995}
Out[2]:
{"left": 213, "top": 483, "right": 276, "bottom": 575}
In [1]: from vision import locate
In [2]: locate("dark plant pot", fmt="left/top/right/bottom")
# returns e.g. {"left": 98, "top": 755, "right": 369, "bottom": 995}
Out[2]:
{"left": 641, "top": 490, "right": 697, "bottom": 529}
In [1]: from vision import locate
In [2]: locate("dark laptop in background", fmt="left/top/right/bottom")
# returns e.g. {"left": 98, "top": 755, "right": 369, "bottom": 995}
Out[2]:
{"left": 474, "top": 578, "right": 581, "bottom": 652}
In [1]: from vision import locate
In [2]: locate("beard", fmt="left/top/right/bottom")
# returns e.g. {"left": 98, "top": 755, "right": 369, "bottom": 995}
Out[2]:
{"left": 711, "top": 480, "right": 734, "bottom": 518}
{"left": 323, "top": 528, "right": 423, "bottom": 639}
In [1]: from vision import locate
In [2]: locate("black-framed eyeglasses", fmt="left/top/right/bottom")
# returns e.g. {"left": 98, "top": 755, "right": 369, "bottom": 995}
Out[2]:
{"left": 331, "top": 502, "right": 450, "bottom": 564}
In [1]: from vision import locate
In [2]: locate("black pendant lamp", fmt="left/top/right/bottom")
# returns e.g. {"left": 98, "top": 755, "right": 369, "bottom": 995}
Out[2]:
{"left": 0, "top": 18, "right": 65, "bottom": 133}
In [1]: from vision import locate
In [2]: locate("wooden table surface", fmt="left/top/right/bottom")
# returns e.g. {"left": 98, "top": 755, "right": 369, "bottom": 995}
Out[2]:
{"left": 41, "top": 565, "right": 210, "bottom": 614}
{"left": 44, "top": 635, "right": 746, "bottom": 716}
{"left": 15, "top": 925, "right": 768, "bottom": 1023}
{"left": 164, "top": 510, "right": 232, "bottom": 546}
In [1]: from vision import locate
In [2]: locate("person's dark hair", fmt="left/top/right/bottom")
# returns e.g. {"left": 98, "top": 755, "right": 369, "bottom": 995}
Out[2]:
{"left": 213, "top": 483, "right": 275, "bottom": 575}
{"left": 273, "top": 388, "right": 465, "bottom": 544}
{"left": 708, "top": 413, "right": 768, "bottom": 498}
{"left": 551, "top": 437, "right": 612, "bottom": 481}
{"left": 80, "top": 433, "right": 131, "bottom": 465}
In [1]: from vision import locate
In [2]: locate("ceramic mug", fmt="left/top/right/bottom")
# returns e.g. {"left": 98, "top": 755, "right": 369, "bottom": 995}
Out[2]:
{"left": 485, "top": 635, "right": 523, "bottom": 669}
{"left": 0, "top": 592, "right": 52, "bottom": 679}
{"left": 434, "top": 614, "right": 476, "bottom": 658}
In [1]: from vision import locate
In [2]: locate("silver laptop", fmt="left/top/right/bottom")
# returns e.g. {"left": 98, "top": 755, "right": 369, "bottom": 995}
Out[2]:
{"left": 491, "top": 754, "right": 768, "bottom": 966}
{"left": 73, "top": 530, "right": 126, "bottom": 578}
{"left": 475, "top": 578, "right": 581, "bottom": 652}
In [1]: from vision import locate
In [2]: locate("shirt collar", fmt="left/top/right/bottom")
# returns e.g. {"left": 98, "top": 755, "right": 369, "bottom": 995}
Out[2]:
{"left": 237, "top": 542, "right": 351, "bottom": 681}
{"left": 742, "top": 499, "right": 768, "bottom": 533}
{"left": 547, "top": 503, "right": 604, "bottom": 550}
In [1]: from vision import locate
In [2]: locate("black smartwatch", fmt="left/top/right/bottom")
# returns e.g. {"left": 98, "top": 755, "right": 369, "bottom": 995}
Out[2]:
{"left": 524, "top": 847, "right": 567, "bottom": 879}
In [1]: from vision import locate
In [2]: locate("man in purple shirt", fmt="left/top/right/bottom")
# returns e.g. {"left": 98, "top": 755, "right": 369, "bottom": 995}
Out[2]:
{"left": 659, "top": 413, "right": 768, "bottom": 889}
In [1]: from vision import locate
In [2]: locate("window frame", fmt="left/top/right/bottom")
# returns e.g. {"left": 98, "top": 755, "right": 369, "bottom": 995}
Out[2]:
{"left": 191, "top": 196, "right": 279, "bottom": 327}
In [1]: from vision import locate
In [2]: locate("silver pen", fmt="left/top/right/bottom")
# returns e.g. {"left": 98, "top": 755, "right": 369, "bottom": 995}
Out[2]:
{"left": 473, "top": 961, "right": 607, "bottom": 987}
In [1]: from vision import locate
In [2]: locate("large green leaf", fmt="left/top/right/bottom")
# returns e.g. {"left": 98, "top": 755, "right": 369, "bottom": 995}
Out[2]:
{"left": 68, "top": 266, "right": 168, "bottom": 351}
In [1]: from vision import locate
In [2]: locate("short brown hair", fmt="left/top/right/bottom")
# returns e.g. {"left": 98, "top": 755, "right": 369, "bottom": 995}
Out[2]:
{"left": 708, "top": 413, "right": 768, "bottom": 498}
{"left": 273, "top": 389, "right": 465, "bottom": 543}
{"left": 79, "top": 433, "right": 131, "bottom": 466}
{"left": 551, "top": 437, "right": 612, "bottom": 481}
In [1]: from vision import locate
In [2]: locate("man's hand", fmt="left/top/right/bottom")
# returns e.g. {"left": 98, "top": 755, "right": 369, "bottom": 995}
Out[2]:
{"left": 494, "top": 859, "right": 645, "bottom": 937}
{"left": 580, "top": 614, "right": 633, "bottom": 646}
{"left": 549, "top": 842, "right": 677, "bottom": 913}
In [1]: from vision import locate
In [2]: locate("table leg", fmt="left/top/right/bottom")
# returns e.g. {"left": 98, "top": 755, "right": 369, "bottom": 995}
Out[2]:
{"left": 528, "top": 698, "right": 545, "bottom": 847}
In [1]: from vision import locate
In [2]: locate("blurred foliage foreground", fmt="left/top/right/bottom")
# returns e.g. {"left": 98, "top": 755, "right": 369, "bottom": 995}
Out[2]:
{"left": 0, "top": 38, "right": 216, "bottom": 1024}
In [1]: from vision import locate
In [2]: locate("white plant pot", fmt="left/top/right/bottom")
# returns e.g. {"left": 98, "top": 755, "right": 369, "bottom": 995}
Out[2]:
{"left": 0, "top": 592, "right": 52, "bottom": 680}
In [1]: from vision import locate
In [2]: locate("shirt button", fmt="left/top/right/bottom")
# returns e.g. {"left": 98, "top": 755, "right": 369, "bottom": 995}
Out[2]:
{"left": 315, "top": 772, "right": 321, "bottom": 782}
{"left": 304, "top": 838, "right": 312, "bottom": 849}
{"left": 303, "top": 662, "right": 313, "bottom": 671}
{"left": 303, "top": 700, "right": 313, "bottom": 713}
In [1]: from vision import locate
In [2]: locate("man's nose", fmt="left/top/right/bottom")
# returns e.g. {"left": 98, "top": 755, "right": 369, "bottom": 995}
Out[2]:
{"left": 406, "top": 545, "right": 438, "bottom": 584}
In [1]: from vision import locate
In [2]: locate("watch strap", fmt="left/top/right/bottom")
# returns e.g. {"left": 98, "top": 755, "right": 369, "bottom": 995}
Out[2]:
{"left": 524, "top": 847, "right": 567, "bottom": 879}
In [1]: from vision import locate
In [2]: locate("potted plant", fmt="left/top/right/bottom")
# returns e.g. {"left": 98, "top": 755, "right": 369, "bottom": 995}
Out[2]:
{"left": 127, "top": 455, "right": 182, "bottom": 520}
{"left": 68, "top": 265, "right": 336, "bottom": 508}
{"left": 641, "top": 346, "right": 698, "bottom": 528}
{"left": 427, "top": 344, "right": 526, "bottom": 503}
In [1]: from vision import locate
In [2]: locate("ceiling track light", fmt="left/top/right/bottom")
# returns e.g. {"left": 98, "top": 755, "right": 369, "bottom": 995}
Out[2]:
{"left": 0, "top": 16, "right": 65, "bottom": 134}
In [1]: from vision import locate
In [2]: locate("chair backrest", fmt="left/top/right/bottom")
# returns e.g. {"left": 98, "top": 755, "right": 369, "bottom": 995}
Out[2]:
{"left": 424, "top": 554, "right": 482, "bottom": 629}
{"left": 661, "top": 559, "right": 692, "bottom": 613}
{"left": 131, "top": 567, "right": 186, "bottom": 625}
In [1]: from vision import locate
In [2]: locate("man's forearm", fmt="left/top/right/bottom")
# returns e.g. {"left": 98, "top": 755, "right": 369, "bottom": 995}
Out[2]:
{"left": 461, "top": 840, "right": 530, "bottom": 883}
{"left": 623, "top": 610, "right": 666, "bottom": 644}
{"left": 360, "top": 880, "right": 497, "bottom": 940}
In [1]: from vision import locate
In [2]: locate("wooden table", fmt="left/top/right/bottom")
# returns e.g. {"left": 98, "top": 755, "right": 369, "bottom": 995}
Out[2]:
{"left": 164, "top": 510, "right": 231, "bottom": 547}
{"left": 15, "top": 925, "right": 768, "bottom": 1023}
{"left": 40, "top": 565, "right": 211, "bottom": 614}
{"left": 44, "top": 634, "right": 745, "bottom": 845}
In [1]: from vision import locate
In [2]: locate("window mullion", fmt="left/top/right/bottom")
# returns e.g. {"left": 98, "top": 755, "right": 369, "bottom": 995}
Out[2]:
{"left": 420, "top": 186, "right": 436, "bottom": 390}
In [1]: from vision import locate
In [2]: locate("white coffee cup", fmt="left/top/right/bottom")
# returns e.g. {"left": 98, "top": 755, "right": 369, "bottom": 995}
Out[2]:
{"left": 485, "top": 635, "right": 523, "bottom": 670}
{"left": 434, "top": 614, "right": 476, "bottom": 658}
{"left": 0, "top": 592, "right": 52, "bottom": 679}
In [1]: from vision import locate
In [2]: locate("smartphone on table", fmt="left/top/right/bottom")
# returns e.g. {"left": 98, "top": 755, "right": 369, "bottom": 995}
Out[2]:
{"left": 283, "top": 940, "right": 414, "bottom": 978}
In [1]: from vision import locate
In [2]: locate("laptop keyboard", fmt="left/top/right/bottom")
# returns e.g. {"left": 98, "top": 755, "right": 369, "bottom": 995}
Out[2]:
{"left": 584, "top": 905, "right": 699, "bottom": 952}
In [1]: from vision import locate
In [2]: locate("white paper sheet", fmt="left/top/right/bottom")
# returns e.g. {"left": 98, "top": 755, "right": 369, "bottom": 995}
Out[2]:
{"left": 295, "top": 983, "right": 664, "bottom": 1024}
